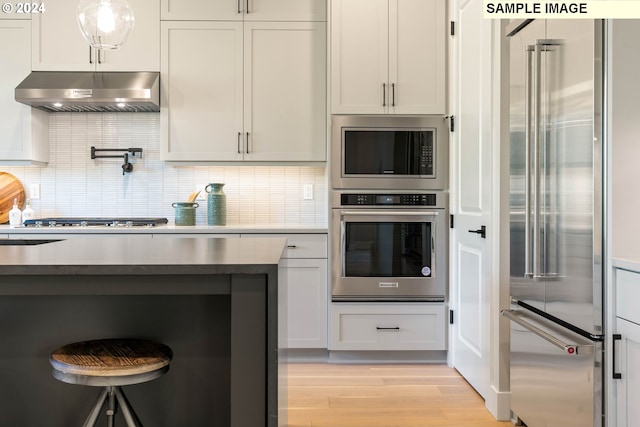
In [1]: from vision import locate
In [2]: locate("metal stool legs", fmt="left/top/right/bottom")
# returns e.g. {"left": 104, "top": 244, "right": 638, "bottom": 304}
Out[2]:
{"left": 82, "top": 386, "right": 143, "bottom": 427}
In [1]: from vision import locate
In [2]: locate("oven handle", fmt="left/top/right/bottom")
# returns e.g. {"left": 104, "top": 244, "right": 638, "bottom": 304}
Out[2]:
{"left": 340, "top": 210, "right": 440, "bottom": 217}
{"left": 340, "top": 210, "right": 440, "bottom": 224}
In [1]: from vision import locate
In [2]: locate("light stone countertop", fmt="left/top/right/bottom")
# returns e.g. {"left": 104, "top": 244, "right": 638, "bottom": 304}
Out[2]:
{"left": 612, "top": 257, "right": 640, "bottom": 273}
{"left": 0, "top": 223, "right": 328, "bottom": 235}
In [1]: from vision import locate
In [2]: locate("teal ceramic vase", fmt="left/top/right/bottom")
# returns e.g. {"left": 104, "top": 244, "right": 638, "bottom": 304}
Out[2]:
{"left": 172, "top": 202, "right": 198, "bottom": 226}
{"left": 205, "top": 183, "right": 226, "bottom": 226}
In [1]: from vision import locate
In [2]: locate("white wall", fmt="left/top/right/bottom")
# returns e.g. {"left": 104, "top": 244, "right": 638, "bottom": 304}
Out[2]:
{"left": 610, "top": 20, "right": 640, "bottom": 261}
{"left": 1, "top": 113, "right": 328, "bottom": 225}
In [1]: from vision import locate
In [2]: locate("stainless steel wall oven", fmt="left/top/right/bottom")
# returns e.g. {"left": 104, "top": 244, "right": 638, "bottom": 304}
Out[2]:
{"left": 331, "top": 115, "right": 449, "bottom": 190}
{"left": 331, "top": 191, "right": 447, "bottom": 302}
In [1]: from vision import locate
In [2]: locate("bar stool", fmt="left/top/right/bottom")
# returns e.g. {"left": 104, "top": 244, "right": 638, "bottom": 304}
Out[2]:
{"left": 50, "top": 338, "right": 173, "bottom": 427}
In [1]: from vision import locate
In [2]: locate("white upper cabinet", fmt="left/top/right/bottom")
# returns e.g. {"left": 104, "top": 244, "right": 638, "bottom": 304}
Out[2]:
{"left": 161, "top": 21, "right": 244, "bottom": 161}
{"left": 331, "top": 0, "right": 446, "bottom": 114}
{"left": 243, "top": 22, "right": 326, "bottom": 161}
{"left": 31, "top": 0, "right": 160, "bottom": 71}
{"left": 0, "top": 20, "right": 47, "bottom": 165}
{"left": 161, "top": 21, "right": 326, "bottom": 162}
{"left": 161, "top": 0, "right": 326, "bottom": 21}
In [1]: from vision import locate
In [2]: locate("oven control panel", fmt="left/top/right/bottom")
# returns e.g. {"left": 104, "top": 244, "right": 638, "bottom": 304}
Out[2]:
{"left": 340, "top": 193, "right": 437, "bottom": 206}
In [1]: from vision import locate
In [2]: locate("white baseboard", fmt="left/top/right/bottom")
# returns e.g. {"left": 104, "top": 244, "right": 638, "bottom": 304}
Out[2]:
{"left": 280, "top": 349, "right": 448, "bottom": 364}
{"left": 485, "top": 384, "right": 511, "bottom": 421}
{"left": 328, "top": 350, "right": 447, "bottom": 364}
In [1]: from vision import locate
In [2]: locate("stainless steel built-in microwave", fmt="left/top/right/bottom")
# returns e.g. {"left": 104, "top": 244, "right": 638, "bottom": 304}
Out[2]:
{"left": 331, "top": 115, "right": 449, "bottom": 190}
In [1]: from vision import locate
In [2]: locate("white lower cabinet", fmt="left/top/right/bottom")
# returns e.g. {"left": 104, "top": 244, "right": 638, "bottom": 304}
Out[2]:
{"left": 615, "top": 317, "right": 640, "bottom": 427}
{"left": 330, "top": 303, "right": 445, "bottom": 351}
{"left": 242, "top": 233, "right": 328, "bottom": 349}
{"left": 279, "top": 258, "right": 328, "bottom": 348}
{"left": 614, "top": 268, "right": 640, "bottom": 427}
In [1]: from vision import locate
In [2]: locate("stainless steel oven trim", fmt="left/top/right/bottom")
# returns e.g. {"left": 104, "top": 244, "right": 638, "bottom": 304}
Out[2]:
{"left": 331, "top": 115, "right": 449, "bottom": 190}
{"left": 331, "top": 191, "right": 448, "bottom": 302}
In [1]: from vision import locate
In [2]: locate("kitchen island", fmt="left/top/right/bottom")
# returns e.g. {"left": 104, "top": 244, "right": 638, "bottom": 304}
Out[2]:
{"left": 0, "top": 237, "right": 286, "bottom": 427}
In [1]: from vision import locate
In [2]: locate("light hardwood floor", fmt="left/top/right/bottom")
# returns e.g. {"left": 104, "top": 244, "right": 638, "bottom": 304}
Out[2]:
{"left": 285, "top": 363, "right": 513, "bottom": 427}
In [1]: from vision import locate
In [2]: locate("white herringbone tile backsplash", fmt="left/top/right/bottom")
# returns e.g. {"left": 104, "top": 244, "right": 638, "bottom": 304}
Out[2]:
{"left": 2, "top": 113, "right": 328, "bottom": 226}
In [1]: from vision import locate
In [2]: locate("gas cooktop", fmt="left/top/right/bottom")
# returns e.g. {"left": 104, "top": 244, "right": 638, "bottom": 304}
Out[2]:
{"left": 23, "top": 218, "right": 169, "bottom": 227}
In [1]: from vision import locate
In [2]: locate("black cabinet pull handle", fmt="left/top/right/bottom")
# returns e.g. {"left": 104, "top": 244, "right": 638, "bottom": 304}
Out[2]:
{"left": 613, "top": 333, "right": 622, "bottom": 379}
{"left": 392, "top": 82, "right": 396, "bottom": 106}
{"left": 382, "top": 83, "right": 386, "bottom": 107}
{"left": 287, "top": 245, "right": 297, "bottom": 248}
{"left": 468, "top": 225, "right": 486, "bottom": 239}
{"left": 376, "top": 327, "right": 400, "bottom": 331}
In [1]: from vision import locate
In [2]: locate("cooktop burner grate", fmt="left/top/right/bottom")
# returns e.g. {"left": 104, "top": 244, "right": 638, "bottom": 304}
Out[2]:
{"left": 23, "top": 218, "right": 169, "bottom": 227}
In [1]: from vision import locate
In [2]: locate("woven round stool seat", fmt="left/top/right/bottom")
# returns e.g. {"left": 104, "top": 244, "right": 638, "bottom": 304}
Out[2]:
{"left": 51, "top": 338, "right": 172, "bottom": 382}
{"left": 50, "top": 338, "right": 173, "bottom": 427}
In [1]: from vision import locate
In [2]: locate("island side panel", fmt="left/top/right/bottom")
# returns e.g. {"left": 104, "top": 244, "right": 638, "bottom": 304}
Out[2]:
{"left": 231, "top": 274, "right": 267, "bottom": 427}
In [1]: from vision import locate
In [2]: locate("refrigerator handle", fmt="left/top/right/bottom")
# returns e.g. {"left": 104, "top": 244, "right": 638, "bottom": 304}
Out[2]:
{"left": 501, "top": 309, "right": 594, "bottom": 355}
{"left": 524, "top": 45, "right": 535, "bottom": 278}
{"left": 532, "top": 41, "right": 542, "bottom": 279}
{"left": 613, "top": 334, "right": 622, "bottom": 379}
{"left": 532, "top": 39, "right": 564, "bottom": 280}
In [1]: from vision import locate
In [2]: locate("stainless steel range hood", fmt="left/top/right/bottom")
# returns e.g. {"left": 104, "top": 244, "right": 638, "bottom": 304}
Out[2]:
{"left": 15, "top": 71, "right": 160, "bottom": 113}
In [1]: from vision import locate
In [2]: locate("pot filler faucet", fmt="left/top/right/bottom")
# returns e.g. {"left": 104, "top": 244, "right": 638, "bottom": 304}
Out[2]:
{"left": 90, "top": 146, "right": 143, "bottom": 175}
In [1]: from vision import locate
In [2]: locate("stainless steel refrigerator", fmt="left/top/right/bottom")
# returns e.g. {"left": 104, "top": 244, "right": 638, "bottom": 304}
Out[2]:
{"left": 503, "top": 19, "right": 605, "bottom": 427}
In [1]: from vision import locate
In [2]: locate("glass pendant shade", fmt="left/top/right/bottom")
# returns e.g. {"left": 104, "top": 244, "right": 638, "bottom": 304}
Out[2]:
{"left": 77, "top": 0, "right": 135, "bottom": 50}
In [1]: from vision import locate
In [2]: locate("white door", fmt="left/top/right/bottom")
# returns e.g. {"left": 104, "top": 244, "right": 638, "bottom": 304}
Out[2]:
{"left": 449, "top": 0, "right": 492, "bottom": 399}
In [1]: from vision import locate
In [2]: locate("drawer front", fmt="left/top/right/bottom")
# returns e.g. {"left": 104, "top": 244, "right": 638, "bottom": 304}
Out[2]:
{"left": 241, "top": 233, "right": 327, "bottom": 258}
{"left": 617, "top": 268, "right": 640, "bottom": 325}
{"left": 330, "top": 304, "right": 445, "bottom": 351}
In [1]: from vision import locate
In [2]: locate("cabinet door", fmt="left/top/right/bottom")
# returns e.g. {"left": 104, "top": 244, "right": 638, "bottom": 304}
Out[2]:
{"left": 0, "top": 20, "right": 48, "bottom": 164}
{"left": 388, "top": 0, "right": 445, "bottom": 114}
{"left": 161, "top": 0, "right": 326, "bottom": 21}
{"left": 161, "top": 21, "right": 244, "bottom": 161}
{"left": 161, "top": 0, "right": 241, "bottom": 21}
{"left": 32, "top": 0, "right": 159, "bottom": 71}
{"left": 246, "top": 0, "right": 326, "bottom": 21}
{"left": 615, "top": 318, "right": 640, "bottom": 427}
{"left": 331, "top": 0, "right": 388, "bottom": 114}
{"left": 244, "top": 22, "right": 326, "bottom": 161}
{"left": 32, "top": 2, "right": 93, "bottom": 71}
{"left": 98, "top": 0, "right": 160, "bottom": 71}
{"left": 279, "top": 258, "right": 328, "bottom": 348}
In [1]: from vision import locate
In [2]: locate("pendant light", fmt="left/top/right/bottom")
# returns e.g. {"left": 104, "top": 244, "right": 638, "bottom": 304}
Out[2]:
{"left": 77, "top": 0, "right": 135, "bottom": 50}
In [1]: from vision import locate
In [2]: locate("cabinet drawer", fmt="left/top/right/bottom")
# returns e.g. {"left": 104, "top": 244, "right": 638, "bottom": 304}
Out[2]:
{"left": 241, "top": 234, "right": 327, "bottom": 258}
{"left": 617, "top": 268, "right": 640, "bottom": 325}
{"left": 330, "top": 303, "right": 445, "bottom": 351}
